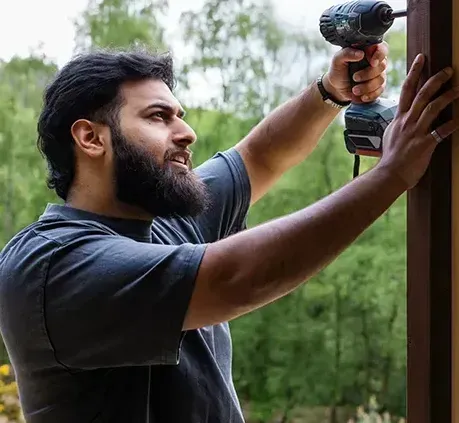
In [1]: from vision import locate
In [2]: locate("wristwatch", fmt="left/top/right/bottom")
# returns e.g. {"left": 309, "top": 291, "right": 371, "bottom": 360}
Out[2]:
{"left": 317, "top": 74, "right": 351, "bottom": 109}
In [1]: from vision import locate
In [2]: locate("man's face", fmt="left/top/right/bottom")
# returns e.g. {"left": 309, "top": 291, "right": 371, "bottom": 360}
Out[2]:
{"left": 110, "top": 79, "right": 210, "bottom": 218}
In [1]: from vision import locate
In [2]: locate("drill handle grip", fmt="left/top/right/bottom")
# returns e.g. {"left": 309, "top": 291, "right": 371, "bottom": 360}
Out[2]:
{"left": 348, "top": 45, "right": 378, "bottom": 89}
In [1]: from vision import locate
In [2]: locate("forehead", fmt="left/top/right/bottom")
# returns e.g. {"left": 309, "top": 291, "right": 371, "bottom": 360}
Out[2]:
{"left": 119, "top": 78, "right": 183, "bottom": 114}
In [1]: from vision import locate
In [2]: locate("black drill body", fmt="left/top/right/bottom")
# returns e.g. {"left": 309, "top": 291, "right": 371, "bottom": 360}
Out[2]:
{"left": 319, "top": 1, "right": 407, "bottom": 164}
{"left": 320, "top": 0, "right": 396, "bottom": 50}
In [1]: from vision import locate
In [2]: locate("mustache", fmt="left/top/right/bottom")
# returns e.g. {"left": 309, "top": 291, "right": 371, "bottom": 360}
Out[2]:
{"left": 164, "top": 148, "right": 193, "bottom": 159}
{"left": 164, "top": 148, "right": 193, "bottom": 168}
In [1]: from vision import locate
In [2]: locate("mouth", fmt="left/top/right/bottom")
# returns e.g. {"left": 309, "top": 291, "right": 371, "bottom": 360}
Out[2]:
{"left": 168, "top": 151, "right": 191, "bottom": 170}
{"left": 169, "top": 160, "right": 189, "bottom": 170}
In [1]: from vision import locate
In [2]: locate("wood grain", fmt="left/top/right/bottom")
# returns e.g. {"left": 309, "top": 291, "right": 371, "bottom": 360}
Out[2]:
{"left": 406, "top": 0, "right": 453, "bottom": 422}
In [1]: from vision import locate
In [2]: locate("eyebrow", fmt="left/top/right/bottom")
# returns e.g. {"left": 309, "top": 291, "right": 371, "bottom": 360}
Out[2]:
{"left": 142, "top": 101, "right": 186, "bottom": 118}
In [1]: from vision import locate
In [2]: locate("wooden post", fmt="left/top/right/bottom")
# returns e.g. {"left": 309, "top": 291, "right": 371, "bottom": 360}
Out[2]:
{"left": 406, "top": 0, "right": 453, "bottom": 422}
{"left": 452, "top": 0, "right": 459, "bottom": 419}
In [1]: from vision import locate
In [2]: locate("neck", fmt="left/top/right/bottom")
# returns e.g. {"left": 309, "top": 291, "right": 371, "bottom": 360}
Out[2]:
{"left": 66, "top": 184, "right": 154, "bottom": 222}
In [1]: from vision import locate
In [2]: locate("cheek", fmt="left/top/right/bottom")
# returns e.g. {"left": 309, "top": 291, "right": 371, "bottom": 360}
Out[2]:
{"left": 127, "top": 122, "right": 170, "bottom": 162}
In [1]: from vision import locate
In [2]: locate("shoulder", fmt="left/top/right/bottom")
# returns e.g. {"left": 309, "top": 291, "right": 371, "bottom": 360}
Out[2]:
{"left": 195, "top": 148, "right": 250, "bottom": 190}
{"left": 0, "top": 218, "right": 117, "bottom": 285}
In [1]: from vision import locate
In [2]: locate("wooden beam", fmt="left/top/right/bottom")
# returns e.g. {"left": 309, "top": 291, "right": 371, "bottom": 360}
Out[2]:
{"left": 452, "top": 0, "right": 459, "bottom": 418}
{"left": 406, "top": 0, "right": 453, "bottom": 422}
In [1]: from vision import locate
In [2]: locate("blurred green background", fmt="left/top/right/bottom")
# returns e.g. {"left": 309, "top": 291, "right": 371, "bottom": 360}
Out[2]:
{"left": 0, "top": 0, "right": 409, "bottom": 421}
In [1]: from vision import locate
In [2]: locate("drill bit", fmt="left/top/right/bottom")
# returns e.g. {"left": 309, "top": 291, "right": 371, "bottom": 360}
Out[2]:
{"left": 389, "top": 9, "right": 408, "bottom": 19}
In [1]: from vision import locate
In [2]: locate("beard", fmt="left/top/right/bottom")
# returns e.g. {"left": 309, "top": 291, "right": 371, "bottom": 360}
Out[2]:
{"left": 111, "top": 126, "right": 210, "bottom": 218}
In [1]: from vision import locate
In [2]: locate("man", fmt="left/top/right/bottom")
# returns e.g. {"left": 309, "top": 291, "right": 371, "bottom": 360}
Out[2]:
{"left": 0, "top": 43, "right": 458, "bottom": 422}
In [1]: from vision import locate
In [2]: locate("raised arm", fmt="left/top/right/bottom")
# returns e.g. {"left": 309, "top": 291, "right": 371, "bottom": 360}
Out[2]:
{"left": 235, "top": 44, "right": 389, "bottom": 205}
{"left": 184, "top": 55, "right": 459, "bottom": 330}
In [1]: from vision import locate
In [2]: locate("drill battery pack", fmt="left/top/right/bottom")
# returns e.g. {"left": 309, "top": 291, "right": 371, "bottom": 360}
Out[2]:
{"left": 344, "top": 97, "right": 398, "bottom": 157}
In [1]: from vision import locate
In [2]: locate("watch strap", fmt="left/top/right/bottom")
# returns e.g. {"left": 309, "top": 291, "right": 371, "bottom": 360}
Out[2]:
{"left": 317, "top": 74, "right": 351, "bottom": 109}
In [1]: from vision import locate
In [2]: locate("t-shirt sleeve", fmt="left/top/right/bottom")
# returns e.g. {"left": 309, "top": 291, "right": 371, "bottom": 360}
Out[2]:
{"left": 43, "top": 233, "right": 207, "bottom": 370}
{"left": 194, "top": 147, "right": 251, "bottom": 242}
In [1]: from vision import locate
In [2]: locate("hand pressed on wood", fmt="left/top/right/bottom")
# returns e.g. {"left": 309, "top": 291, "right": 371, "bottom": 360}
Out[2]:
{"left": 377, "top": 54, "right": 459, "bottom": 189}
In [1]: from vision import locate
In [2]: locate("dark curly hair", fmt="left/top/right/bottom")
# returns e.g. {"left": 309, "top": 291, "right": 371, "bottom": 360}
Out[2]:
{"left": 37, "top": 48, "right": 176, "bottom": 200}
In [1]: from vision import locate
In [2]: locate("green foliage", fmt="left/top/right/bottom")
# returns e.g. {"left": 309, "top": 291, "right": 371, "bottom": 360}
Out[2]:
{"left": 347, "top": 396, "right": 406, "bottom": 423}
{"left": 0, "top": 0, "right": 409, "bottom": 421}
{"left": 74, "top": 0, "right": 169, "bottom": 52}
{"left": 230, "top": 126, "right": 408, "bottom": 420}
{"left": 0, "top": 58, "right": 59, "bottom": 247}
{"left": 179, "top": 0, "right": 331, "bottom": 117}
{"left": 384, "top": 31, "right": 407, "bottom": 96}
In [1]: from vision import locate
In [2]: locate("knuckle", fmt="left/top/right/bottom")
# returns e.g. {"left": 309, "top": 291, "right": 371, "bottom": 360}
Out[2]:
{"left": 341, "top": 47, "right": 352, "bottom": 58}
{"left": 425, "top": 102, "right": 435, "bottom": 114}
{"left": 418, "top": 88, "right": 431, "bottom": 103}
{"left": 402, "top": 118, "right": 411, "bottom": 131}
{"left": 366, "top": 91, "right": 379, "bottom": 101}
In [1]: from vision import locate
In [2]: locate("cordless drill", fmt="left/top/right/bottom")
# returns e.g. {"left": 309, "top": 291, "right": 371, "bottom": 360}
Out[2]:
{"left": 319, "top": 0, "right": 407, "bottom": 176}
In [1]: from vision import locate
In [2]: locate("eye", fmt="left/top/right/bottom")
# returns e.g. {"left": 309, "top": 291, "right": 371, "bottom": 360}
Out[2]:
{"left": 149, "top": 111, "right": 168, "bottom": 121}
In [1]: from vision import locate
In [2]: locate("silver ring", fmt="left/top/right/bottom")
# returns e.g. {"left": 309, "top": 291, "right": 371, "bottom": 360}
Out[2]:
{"left": 431, "top": 129, "right": 443, "bottom": 143}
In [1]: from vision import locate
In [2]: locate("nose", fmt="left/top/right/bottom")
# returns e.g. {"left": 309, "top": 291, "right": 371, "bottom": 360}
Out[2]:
{"left": 172, "top": 119, "right": 197, "bottom": 148}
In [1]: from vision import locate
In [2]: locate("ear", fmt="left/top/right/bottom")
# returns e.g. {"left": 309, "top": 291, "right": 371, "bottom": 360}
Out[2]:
{"left": 71, "top": 119, "right": 108, "bottom": 158}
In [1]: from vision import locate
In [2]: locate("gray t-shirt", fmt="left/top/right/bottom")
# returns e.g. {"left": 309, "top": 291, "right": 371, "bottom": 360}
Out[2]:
{"left": 0, "top": 148, "right": 251, "bottom": 423}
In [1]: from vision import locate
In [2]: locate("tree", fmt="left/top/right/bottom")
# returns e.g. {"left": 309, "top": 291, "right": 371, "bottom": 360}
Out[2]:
{"left": 179, "top": 0, "right": 332, "bottom": 117}
{"left": 74, "top": 0, "right": 169, "bottom": 52}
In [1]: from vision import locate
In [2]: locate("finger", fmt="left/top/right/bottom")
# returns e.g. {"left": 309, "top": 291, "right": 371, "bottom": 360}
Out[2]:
{"left": 353, "top": 58, "right": 388, "bottom": 82}
{"left": 361, "top": 83, "right": 386, "bottom": 103}
{"left": 408, "top": 66, "right": 454, "bottom": 121}
{"left": 418, "top": 86, "right": 459, "bottom": 132}
{"left": 369, "top": 41, "right": 389, "bottom": 67}
{"left": 353, "top": 74, "right": 386, "bottom": 97}
{"left": 397, "top": 54, "right": 425, "bottom": 114}
{"left": 426, "top": 119, "right": 459, "bottom": 146}
{"left": 333, "top": 47, "right": 365, "bottom": 66}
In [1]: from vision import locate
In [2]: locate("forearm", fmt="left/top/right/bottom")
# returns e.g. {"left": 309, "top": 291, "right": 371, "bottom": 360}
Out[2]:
{"left": 187, "top": 164, "right": 406, "bottom": 329}
{"left": 238, "top": 78, "right": 341, "bottom": 174}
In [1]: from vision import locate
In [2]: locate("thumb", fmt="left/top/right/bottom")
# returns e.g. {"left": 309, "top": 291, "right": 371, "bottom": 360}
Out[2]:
{"left": 332, "top": 48, "right": 366, "bottom": 67}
